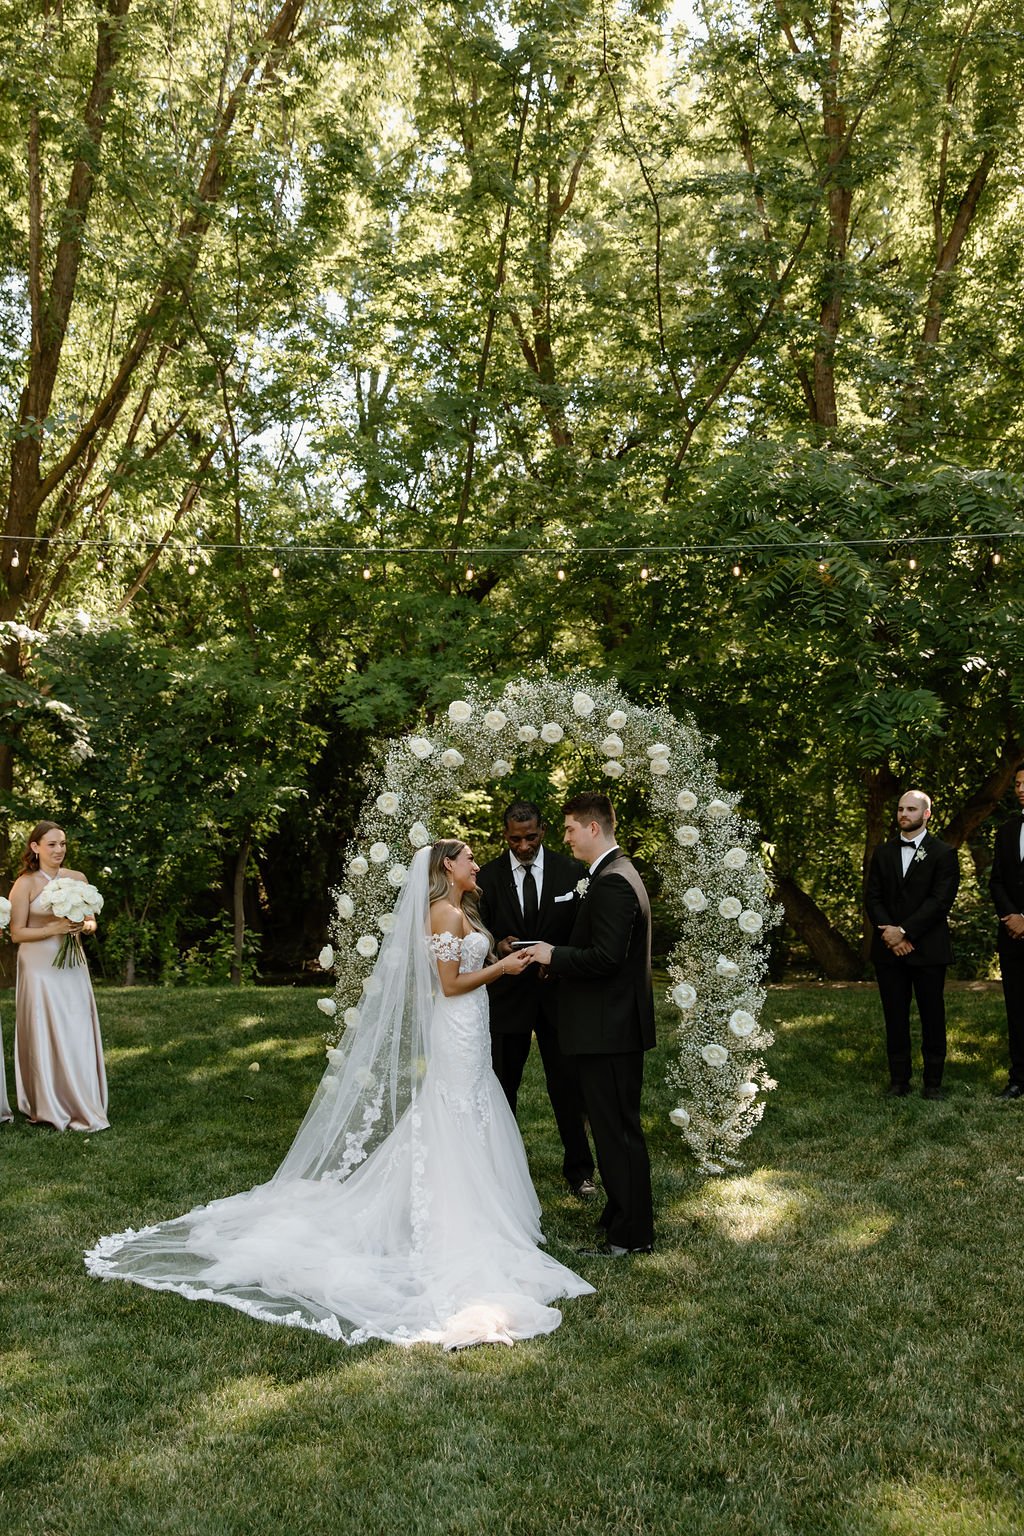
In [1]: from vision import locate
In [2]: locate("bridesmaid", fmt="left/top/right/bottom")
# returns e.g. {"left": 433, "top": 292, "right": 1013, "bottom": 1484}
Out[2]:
{"left": 9, "top": 821, "right": 108, "bottom": 1132}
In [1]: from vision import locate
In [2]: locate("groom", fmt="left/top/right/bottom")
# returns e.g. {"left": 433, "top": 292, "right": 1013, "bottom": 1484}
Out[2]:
{"left": 526, "top": 792, "right": 656, "bottom": 1256}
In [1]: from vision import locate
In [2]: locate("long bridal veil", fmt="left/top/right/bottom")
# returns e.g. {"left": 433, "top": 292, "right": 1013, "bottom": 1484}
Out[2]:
{"left": 86, "top": 846, "right": 594, "bottom": 1346}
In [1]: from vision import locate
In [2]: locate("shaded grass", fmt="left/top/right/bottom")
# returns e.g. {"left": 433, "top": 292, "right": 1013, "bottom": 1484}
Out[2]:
{"left": 2, "top": 982, "right": 1023, "bottom": 1535}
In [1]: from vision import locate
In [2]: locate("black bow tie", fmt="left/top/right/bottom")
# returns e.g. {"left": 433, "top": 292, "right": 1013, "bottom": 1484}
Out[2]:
{"left": 901, "top": 840, "right": 919, "bottom": 849}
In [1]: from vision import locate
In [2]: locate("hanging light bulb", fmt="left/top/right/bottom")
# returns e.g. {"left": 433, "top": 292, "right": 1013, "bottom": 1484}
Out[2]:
{"left": 362, "top": 565, "right": 371, "bottom": 580}
{"left": 556, "top": 566, "right": 566, "bottom": 582}
{"left": 465, "top": 565, "right": 474, "bottom": 581}
{"left": 96, "top": 555, "right": 105, "bottom": 572}
{"left": 640, "top": 562, "right": 650, "bottom": 581}
{"left": 271, "top": 563, "right": 281, "bottom": 580}
{"left": 187, "top": 552, "right": 198, "bottom": 576}
{"left": 907, "top": 556, "right": 917, "bottom": 571}
{"left": 993, "top": 551, "right": 1002, "bottom": 565}
{"left": 731, "top": 562, "right": 741, "bottom": 578}
{"left": 10, "top": 548, "right": 19, "bottom": 568}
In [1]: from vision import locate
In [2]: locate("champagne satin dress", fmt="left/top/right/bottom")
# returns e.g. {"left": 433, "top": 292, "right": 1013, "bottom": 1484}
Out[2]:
{"left": 15, "top": 886, "right": 108, "bottom": 1132}
{"left": 0, "top": 1015, "right": 12, "bottom": 1123}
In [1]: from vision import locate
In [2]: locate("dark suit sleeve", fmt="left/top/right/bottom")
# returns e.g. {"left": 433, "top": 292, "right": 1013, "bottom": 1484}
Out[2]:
{"left": 864, "top": 848, "right": 893, "bottom": 928}
{"left": 547, "top": 874, "right": 639, "bottom": 979}
{"left": 902, "top": 845, "right": 960, "bottom": 943}
{"left": 990, "top": 826, "right": 1021, "bottom": 918}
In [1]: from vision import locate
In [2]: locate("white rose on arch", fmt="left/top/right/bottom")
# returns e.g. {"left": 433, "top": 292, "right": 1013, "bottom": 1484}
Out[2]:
{"left": 728, "top": 1010, "right": 757, "bottom": 1038}
{"left": 739, "top": 910, "right": 764, "bottom": 934}
{"left": 408, "top": 736, "right": 434, "bottom": 761}
{"left": 484, "top": 710, "right": 508, "bottom": 733}
{"left": 736, "top": 1082, "right": 759, "bottom": 1101}
{"left": 356, "top": 935, "right": 379, "bottom": 959}
{"left": 719, "top": 897, "right": 742, "bottom": 919}
{"left": 343, "top": 1007, "right": 360, "bottom": 1028}
{"left": 318, "top": 944, "right": 335, "bottom": 971}
{"left": 408, "top": 822, "right": 430, "bottom": 849}
{"left": 676, "top": 789, "right": 699, "bottom": 812}
{"left": 671, "top": 982, "right": 697, "bottom": 1010}
{"left": 606, "top": 709, "right": 628, "bottom": 730}
{"left": 336, "top": 893, "right": 355, "bottom": 920}
{"left": 387, "top": 864, "right": 408, "bottom": 888}
{"left": 707, "top": 798, "right": 731, "bottom": 819}
{"left": 447, "top": 700, "right": 473, "bottom": 723}
{"left": 723, "top": 848, "right": 748, "bottom": 871}
{"left": 377, "top": 913, "right": 396, "bottom": 933}
{"left": 369, "top": 842, "right": 390, "bottom": 864}
{"left": 669, "top": 1106, "right": 690, "bottom": 1129}
{"left": 492, "top": 759, "right": 513, "bottom": 777}
{"left": 675, "top": 825, "right": 700, "bottom": 848}
{"left": 349, "top": 856, "right": 369, "bottom": 878}
{"left": 440, "top": 748, "right": 465, "bottom": 769}
{"left": 601, "top": 734, "right": 624, "bottom": 757}
{"left": 572, "top": 692, "right": 596, "bottom": 717}
{"left": 540, "top": 722, "right": 564, "bottom": 744}
{"left": 682, "top": 887, "right": 708, "bottom": 913}
{"left": 716, "top": 954, "right": 740, "bottom": 978}
{"left": 518, "top": 724, "right": 539, "bottom": 743}
{"left": 376, "top": 791, "right": 400, "bottom": 815}
{"left": 604, "top": 760, "right": 625, "bottom": 779}
{"left": 701, "top": 1042, "right": 729, "bottom": 1067}
{"left": 648, "top": 743, "right": 670, "bottom": 759}
{"left": 650, "top": 758, "right": 670, "bottom": 777}
{"left": 317, "top": 997, "right": 337, "bottom": 1017}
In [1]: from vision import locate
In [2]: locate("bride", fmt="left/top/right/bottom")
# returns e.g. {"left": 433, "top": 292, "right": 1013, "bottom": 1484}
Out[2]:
{"left": 86, "top": 839, "right": 594, "bottom": 1348}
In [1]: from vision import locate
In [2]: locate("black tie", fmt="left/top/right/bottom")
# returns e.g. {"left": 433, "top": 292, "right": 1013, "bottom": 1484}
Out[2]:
{"left": 901, "top": 841, "right": 917, "bottom": 849}
{"left": 521, "top": 865, "right": 539, "bottom": 935}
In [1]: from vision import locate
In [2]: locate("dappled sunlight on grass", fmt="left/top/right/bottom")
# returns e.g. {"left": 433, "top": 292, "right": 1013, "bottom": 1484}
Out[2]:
{"left": 686, "top": 1168, "right": 821, "bottom": 1243}
{"left": 862, "top": 1474, "right": 1022, "bottom": 1535}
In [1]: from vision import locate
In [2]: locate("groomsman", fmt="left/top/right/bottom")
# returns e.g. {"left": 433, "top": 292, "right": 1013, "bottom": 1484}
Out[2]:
{"left": 476, "top": 801, "right": 597, "bottom": 1197}
{"left": 989, "top": 765, "right": 1024, "bottom": 1099}
{"left": 527, "top": 793, "right": 656, "bottom": 1256}
{"left": 865, "top": 790, "right": 960, "bottom": 1099}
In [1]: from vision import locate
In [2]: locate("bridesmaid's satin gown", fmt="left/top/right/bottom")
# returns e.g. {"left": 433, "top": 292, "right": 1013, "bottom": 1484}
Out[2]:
{"left": 15, "top": 892, "right": 108, "bottom": 1132}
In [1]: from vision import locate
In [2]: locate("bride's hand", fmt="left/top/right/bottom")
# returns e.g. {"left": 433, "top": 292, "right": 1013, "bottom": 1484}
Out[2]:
{"left": 502, "top": 948, "right": 533, "bottom": 975}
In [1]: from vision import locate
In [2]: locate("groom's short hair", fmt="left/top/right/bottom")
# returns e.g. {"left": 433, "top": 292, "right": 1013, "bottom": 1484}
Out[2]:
{"left": 563, "top": 792, "right": 615, "bottom": 835}
{"left": 502, "top": 799, "right": 544, "bottom": 828}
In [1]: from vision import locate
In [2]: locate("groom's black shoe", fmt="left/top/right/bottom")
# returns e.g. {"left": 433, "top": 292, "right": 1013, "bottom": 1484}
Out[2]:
{"left": 998, "top": 1082, "right": 1024, "bottom": 1100}
{"left": 571, "top": 1178, "right": 598, "bottom": 1199}
{"left": 885, "top": 1083, "right": 910, "bottom": 1098}
{"left": 576, "top": 1242, "right": 652, "bottom": 1258}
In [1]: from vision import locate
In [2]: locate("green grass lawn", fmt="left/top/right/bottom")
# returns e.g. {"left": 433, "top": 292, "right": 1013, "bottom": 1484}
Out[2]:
{"left": 2, "top": 981, "right": 1023, "bottom": 1536}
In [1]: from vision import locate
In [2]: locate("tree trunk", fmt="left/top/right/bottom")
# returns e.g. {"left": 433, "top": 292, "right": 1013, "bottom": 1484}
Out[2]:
{"left": 860, "top": 761, "right": 900, "bottom": 957}
{"left": 936, "top": 731, "right": 1023, "bottom": 848}
{"left": 771, "top": 868, "right": 864, "bottom": 979}
{"left": 230, "top": 832, "right": 252, "bottom": 986}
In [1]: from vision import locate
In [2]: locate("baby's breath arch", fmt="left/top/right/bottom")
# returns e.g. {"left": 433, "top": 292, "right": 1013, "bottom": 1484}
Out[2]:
{"left": 318, "top": 675, "right": 778, "bottom": 1174}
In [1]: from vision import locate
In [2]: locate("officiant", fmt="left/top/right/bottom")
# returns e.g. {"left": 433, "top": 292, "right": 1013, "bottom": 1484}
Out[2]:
{"left": 476, "top": 801, "right": 597, "bottom": 1198}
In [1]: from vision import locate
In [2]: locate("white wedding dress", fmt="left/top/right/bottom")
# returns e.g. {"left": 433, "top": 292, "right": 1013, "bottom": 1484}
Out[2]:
{"left": 85, "top": 859, "right": 593, "bottom": 1349}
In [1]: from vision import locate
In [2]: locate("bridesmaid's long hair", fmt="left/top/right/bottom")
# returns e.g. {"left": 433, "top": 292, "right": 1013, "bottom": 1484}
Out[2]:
{"left": 20, "top": 821, "right": 63, "bottom": 875}
{"left": 428, "top": 839, "right": 495, "bottom": 956}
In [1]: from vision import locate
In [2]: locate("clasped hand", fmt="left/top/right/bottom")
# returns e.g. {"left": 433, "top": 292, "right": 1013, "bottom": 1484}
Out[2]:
{"left": 879, "top": 924, "right": 914, "bottom": 957}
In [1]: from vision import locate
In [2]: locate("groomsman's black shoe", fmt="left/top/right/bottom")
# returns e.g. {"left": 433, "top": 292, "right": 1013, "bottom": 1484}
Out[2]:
{"left": 571, "top": 1178, "right": 598, "bottom": 1199}
{"left": 997, "top": 1082, "right": 1024, "bottom": 1100}
{"left": 921, "top": 1085, "right": 945, "bottom": 1101}
{"left": 885, "top": 1083, "right": 911, "bottom": 1098}
{"left": 576, "top": 1242, "right": 652, "bottom": 1258}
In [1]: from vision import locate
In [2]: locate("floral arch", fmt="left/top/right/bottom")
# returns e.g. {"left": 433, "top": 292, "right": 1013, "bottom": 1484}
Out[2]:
{"left": 318, "top": 675, "right": 777, "bottom": 1174}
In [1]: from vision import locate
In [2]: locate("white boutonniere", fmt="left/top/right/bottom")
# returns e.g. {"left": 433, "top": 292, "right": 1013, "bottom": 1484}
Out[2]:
{"left": 576, "top": 877, "right": 590, "bottom": 899}
{"left": 914, "top": 847, "right": 927, "bottom": 864}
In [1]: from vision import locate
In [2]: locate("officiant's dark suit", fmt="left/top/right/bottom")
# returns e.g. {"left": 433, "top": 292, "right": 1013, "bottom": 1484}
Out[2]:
{"left": 476, "top": 827, "right": 595, "bottom": 1193}
{"left": 988, "top": 773, "right": 1024, "bottom": 1094}
{"left": 865, "top": 802, "right": 959, "bottom": 1095}
{"left": 547, "top": 847, "right": 656, "bottom": 1252}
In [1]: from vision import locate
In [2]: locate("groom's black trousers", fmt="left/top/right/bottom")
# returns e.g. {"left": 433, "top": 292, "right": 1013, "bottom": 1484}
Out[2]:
{"left": 575, "top": 1050, "right": 653, "bottom": 1250}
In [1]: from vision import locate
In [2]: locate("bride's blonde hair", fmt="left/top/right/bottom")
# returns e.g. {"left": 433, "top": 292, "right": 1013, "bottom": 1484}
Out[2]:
{"left": 428, "top": 840, "right": 495, "bottom": 957}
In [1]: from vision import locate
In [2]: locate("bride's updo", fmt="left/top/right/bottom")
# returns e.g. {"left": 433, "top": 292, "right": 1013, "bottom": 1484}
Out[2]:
{"left": 428, "top": 840, "right": 494, "bottom": 956}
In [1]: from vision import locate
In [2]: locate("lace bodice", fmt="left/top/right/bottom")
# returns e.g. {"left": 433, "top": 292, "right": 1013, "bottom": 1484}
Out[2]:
{"left": 429, "top": 930, "right": 490, "bottom": 974}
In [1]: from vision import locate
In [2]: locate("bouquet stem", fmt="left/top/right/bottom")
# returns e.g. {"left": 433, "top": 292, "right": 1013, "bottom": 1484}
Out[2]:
{"left": 54, "top": 934, "right": 85, "bottom": 969}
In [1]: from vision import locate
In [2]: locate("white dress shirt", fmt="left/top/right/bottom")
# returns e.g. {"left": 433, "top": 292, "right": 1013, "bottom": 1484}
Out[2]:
{"left": 510, "top": 844, "right": 544, "bottom": 915}
{"left": 900, "top": 829, "right": 926, "bottom": 876}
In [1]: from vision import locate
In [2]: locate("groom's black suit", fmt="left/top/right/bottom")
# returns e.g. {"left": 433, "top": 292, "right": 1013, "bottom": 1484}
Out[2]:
{"left": 865, "top": 830, "right": 960, "bottom": 1090}
{"left": 476, "top": 847, "right": 595, "bottom": 1189}
{"left": 547, "top": 848, "right": 656, "bottom": 1251}
{"left": 989, "top": 814, "right": 1024, "bottom": 1088}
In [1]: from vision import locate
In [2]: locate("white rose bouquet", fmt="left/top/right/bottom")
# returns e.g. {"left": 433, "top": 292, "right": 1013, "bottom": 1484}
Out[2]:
{"left": 0, "top": 895, "right": 10, "bottom": 931}
{"left": 36, "top": 877, "right": 104, "bottom": 968}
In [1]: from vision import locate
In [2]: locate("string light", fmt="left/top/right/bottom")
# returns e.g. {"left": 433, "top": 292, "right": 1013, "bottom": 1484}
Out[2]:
{"left": 556, "top": 567, "right": 566, "bottom": 581}
{"left": 731, "top": 562, "right": 742, "bottom": 577}
{"left": 640, "top": 562, "right": 650, "bottom": 581}
{"left": 10, "top": 549, "right": 18, "bottom": 568}
{"left": 908, "top": 556, "right": 917, "bottom": 570}
{"left": 96, "top": 554, "right": 105, "bottom": 572}
{"left": 271, "top": 563, "right": 281, "bottom": 579}
{"left": 362, "top": 565, "right": 371, "bottom": 580}
{"left": 993, "top": 552, "right": 1002, "bottom": 565}
{"left": 465, "top": 565, "right": 474, "bottom": 581}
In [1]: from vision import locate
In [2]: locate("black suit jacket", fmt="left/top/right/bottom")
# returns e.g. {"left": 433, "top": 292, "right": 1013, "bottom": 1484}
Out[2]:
{"left": 989, "top": 815, "right": 1024, "bottom": 957}
{"left": 476, "top": 846, "right": 587, "bottom": 1034}
{"left": 865, "top": 831, "right": 960, "bottom": 967}
{"left": 547, "top": 849, "right": 656, "bottom": 1056}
